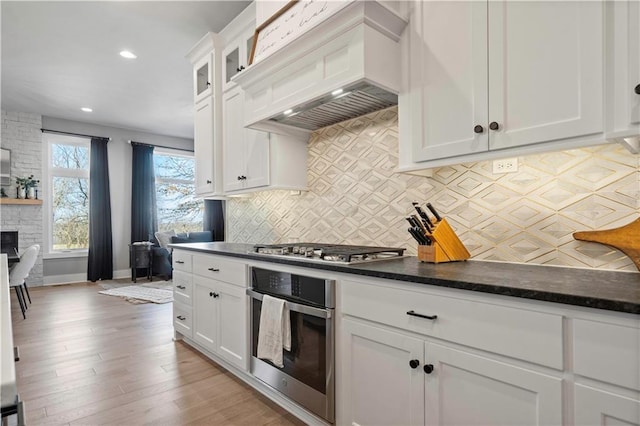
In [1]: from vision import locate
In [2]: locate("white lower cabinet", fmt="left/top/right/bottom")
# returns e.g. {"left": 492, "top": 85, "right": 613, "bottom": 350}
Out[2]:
{"left": 192, "top": 275, "right": 247, "bottom": 371}
{"left": 424, "top": 342, "right": 562, "bottom": 426}
{"left": 574, "top": 384, "right": 640, "bottom": 426}
{"left": 174, "top": 250, "right": 248, "bottom": 372}
{"left": 340, "top": 318, "right": 562, "bottom": 426}
{"left": 341, "top": 319, "right": 425, "bottom": 426}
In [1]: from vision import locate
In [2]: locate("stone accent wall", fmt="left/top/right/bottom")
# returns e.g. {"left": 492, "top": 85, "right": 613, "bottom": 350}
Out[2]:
{"left": 1, "top": 110, "right": 44, "bottom": 285}
{"left": 227, "top": 107, "right": 640, "bottom": 272}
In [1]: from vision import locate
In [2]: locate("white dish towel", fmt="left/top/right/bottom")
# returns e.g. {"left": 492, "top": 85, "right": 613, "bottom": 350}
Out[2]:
{"left": 257, "top": 294, "right": 291, "bottom": 368}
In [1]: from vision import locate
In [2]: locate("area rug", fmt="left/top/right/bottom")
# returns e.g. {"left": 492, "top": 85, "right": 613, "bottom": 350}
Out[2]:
{"left": 97, "top": 279, "right": 173, "bottom": 304}
{"left": 99, "top": 285, "right": 173, "bottom": 304}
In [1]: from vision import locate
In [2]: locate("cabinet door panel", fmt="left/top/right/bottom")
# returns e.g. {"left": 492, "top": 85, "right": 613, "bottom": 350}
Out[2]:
{"left": 489, "top": 1, "right": 603, "bottom": 150}
{"left": 411, "top": 1, "right": 489, "bottom": 162}
{"left": 244, "top": 129, "right": 270, "bottom": 189}
{"left": 194, "top": 97, "right": 215, "bottom": 195}
{"left": 575, "top": 384, "right": 640, "bottom": 426}
{"left": 193, "top": 277, "right": 217, "bottom": 353}
{"left": 425, "top": 342, "right": 563, "bottom": 426}
{"left": 340, "top": 319, "right": 424, "bottom": 426}
{"left": 223, "top": 89, "right": 246, "bottom": 192}
{"left": 216, "top": 281, "right": 248, "bottom": 371}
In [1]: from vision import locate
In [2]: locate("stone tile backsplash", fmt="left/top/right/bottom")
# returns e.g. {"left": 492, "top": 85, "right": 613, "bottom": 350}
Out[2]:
{"left": 228, "top": 107, "right": 639, "bottom": 272}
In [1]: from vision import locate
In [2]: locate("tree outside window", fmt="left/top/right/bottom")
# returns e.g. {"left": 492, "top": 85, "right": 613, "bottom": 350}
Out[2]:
{"left": 154, "top": 151, "right": 203, "bottom": 233}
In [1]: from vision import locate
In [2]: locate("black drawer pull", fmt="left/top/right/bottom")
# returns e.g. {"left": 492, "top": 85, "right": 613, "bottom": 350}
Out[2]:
{"left": 208, "top": 267, "right": 220, "bottom": 272}
{"left": 176, "top": 285, "right": 186, "bottom": 290}
{"left": 406, "top": 310, "right": 438, "bottom": 320}
{"left": 175, "top": 260, "right": 185, "bottom": 264}
{"left": 209, "top": 292, "right": 220, "bottom": 298}
{"left": 176, "top": 315, "right": 186, "bottom": 321}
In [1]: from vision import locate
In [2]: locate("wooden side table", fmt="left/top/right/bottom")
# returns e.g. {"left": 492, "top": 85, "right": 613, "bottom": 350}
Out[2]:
{"left": 129, "top": 243, "right": 153, "bottom": 283}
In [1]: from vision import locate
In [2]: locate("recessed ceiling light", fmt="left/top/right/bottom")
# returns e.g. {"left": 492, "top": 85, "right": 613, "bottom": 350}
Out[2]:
{"left": 119, "top": 50, "right": 137, "bottom": 59}
{"left": 81, "top": 107, "right": 93, "bottom": 112}
{"left": 283, "top": 109, "right": 293, "bottom": 115}
{"left": 331, "top": 88, "right": 343, "bottom": 96}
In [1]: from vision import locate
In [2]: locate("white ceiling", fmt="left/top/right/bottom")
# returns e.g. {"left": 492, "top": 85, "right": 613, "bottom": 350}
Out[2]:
{"left": 1, "top": 1, "right": 251, "bottom": 139}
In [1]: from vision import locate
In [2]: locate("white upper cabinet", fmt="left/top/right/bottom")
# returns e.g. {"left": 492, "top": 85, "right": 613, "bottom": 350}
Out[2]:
{"left": 222, "top": 24, "right": 255, "bottom": 93}
{"left": 408, "top": 1, "right": 489, "bottom": 162}
{"left": 220, "top": 2, "right": 307, "bottom": 195}
{"left": 403, "top": 1, "right": 605, "bottom": 170}
{"left": 605, "top": 0, "right": 640, "bottom": 140}
{"left": 222, "top": 87, "right": 270, "bottom": 193}
{"left": 187, "top": 33, "right": 224, "bottom": 198}
{"left": 193, "top": 53, "right": 213, "bottom": 104}
{"left": 194, "top": 97, "right": 216, "bottom": 195}
{"left": 487, "top": 1, "right": 603, "bottom": 151}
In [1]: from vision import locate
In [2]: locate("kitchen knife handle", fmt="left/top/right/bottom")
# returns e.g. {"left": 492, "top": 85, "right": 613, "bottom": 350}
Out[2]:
{"left": 426, "top": 203, "right": 442, "bottom": 222}
{"left": 406, "top": 310, "right": 438, "bottom": 320}
{"left": 412, "top": 203, "right": 433, "bottom": 228}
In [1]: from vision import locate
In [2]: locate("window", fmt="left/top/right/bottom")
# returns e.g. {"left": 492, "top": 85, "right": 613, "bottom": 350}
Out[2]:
{"left": 154, "top": 150, "right": 203, "bottom": 233}
{"left": 44, "top": 134, "right": 91, "bottom": 255}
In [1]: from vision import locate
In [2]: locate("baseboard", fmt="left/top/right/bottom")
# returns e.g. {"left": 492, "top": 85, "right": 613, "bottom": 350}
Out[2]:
{"left": 43, "top": 273, "right": 87, "bottom": 286}
{"left": 43, "top": 268, "right": 132, "bottom": 286}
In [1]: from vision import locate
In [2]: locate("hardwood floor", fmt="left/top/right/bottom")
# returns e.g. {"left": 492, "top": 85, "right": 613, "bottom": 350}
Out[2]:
{"left": 9, "top": 283, "right": 305, "bottom": 426}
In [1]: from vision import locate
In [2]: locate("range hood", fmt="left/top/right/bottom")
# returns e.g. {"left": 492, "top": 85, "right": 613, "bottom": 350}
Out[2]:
{"left": 232, "top": 1, "right": 407, "bottom": 137}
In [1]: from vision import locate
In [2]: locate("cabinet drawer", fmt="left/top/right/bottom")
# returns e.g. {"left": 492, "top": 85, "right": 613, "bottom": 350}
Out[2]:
{"left": 341, "top": 279, "right": 563, "bottom": 369}
{"left": 192, "top": 254, "right": 246, "bottom": 286}
{"left": 573, "top": 319, "right": 640, "bottom": 391}
{"left": 172, "top": 250, "right": 192, "bottom": 272}
{"left": 173, "top": 303, "right": 193, "bottom": 338}
{"left": 173, "top": 271, "right": 193, "bottom": 306}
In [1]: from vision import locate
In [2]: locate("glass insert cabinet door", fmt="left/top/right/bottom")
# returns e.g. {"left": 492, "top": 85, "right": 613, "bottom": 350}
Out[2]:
{"left": 194, "top": 53, "right": 212, "bottom": 102}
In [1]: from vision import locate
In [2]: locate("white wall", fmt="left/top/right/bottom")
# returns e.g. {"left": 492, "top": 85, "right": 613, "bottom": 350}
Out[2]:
{"left": 1, "top": 110, "right": 193, "bottom": 285}
{"left": 0, "top": 110, "right": 44, "bottom": 285}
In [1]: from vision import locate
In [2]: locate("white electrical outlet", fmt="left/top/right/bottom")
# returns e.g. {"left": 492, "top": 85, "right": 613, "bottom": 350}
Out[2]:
{"left": 492, "top": 157, "right": 519, "bottom": 174}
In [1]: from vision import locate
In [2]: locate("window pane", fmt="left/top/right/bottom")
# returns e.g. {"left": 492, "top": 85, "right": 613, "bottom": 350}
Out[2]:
{"left": 52, "top": 144, "right": 89, "bottom": 169}
{"left": 52, "top": 176, "right": 89, "bottom": 250}
{"left": 154, "top": 152, "right": 203, "bottom": 233}
{"left": 154, "top": 154, "right": 194, "bottom": 181}
{"left": 156, "top": 181, "right": 203, "bottom": 233}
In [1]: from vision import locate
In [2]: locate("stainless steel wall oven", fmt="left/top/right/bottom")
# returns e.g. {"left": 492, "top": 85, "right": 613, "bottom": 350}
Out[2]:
{"left": 247, "top": 267, "right": 335, "bottom": 423}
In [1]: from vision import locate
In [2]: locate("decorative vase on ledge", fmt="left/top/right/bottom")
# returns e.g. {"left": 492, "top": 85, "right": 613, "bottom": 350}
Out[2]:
{"left": 27, "top": 187, "right": 35, "bottom": 199}
{"left": 17, "top": 186, "right": 25, "bottom": 199}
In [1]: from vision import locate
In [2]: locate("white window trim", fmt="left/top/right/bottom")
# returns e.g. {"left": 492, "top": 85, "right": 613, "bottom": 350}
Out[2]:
{"left": 42, "top": 133, "right": 91, "bottom": 259}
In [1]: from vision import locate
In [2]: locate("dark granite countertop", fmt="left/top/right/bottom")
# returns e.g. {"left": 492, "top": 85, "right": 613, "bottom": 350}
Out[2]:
{"left": 169, "top": 242, "right": 640, "bottom": 315}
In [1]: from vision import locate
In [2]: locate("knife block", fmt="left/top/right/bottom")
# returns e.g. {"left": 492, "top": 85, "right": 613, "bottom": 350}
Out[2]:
{"left": 417, "top": 218, "right": 471, "bottom": 263}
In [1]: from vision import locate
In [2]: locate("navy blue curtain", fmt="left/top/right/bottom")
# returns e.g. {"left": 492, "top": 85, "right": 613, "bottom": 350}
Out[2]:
{"left": 204, "top": 200, "right": 225, "bottom": 241}
{"left": 87, "top": 137, "right": 113, "bottom": 282}
{"left": 131, "top": 143, "right": 157, "bottom": 243}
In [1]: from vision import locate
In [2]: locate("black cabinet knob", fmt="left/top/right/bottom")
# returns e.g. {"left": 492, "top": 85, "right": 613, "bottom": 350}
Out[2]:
{"left": 635, "top": 84, "right": 640, "bottom": 95}
{"left": 176, "top": 315, "right": 186, "bottom": 321}
{"left": 474, "top": 125, "right": 484, "bottom": 134}
{"left": 241, "top": 175, "right": 247, "bottom": 180}
{"left": 409, "top": 359, "right": 420, "bottom": 369}
{"left": 236, "top": 67, "right": 241, "bottom": 72}
{"left": 209, "top": 292, "right": 220, "bottom": 298}
{"left": 206, "top": 81, "right": 211, "bottom": 87}
{"left": 423, "top": 364, "right": 434, "bottom": 374}
{"left": 237, "top": 176, "right": 242, "bottom": 181}
{"left": 489, "top": 121, "right": 500, "bottom": 131}
{"left": 206, "top": 179, "right": 212, "bottom": 184}
{"left": 240, "top": 66, "right": 245, "bottom": 71}
{"left": 176, "top": 285, "right": 186, "bottom": 290}
{"left": 208, "top": 267, "right": 220, "bottom": 272}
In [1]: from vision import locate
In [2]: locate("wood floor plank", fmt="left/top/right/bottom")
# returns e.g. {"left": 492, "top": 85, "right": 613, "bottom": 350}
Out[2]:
{"left": 10, "top": 283, "right": 305, "bottom": 426}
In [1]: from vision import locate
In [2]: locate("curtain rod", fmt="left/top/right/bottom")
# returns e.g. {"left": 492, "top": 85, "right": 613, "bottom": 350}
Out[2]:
{"left": 41, "top": 128, "right": 110, "bottom": 141}
{"left": 128, "top": 140, "right": 194, "bottom": 153}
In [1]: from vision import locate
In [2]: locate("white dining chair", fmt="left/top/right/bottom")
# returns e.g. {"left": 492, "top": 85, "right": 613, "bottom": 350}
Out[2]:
{"left": 9, "top": 244, "right": 39, "bottom": 319}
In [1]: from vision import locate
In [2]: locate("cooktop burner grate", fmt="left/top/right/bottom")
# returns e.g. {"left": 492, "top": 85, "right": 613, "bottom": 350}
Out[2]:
{"left": 253, "top": 243, "right": 405, "bottom": 263}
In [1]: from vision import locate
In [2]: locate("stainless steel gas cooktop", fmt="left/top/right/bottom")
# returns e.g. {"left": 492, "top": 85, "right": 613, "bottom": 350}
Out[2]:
{"left": 252, "top": 243, "right": 405, "bottom": 264}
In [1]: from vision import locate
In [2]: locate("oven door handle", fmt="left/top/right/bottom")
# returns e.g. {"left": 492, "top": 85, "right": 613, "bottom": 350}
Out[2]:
{"left": 246, "top": 289, "right": 331, "bottom": 319}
